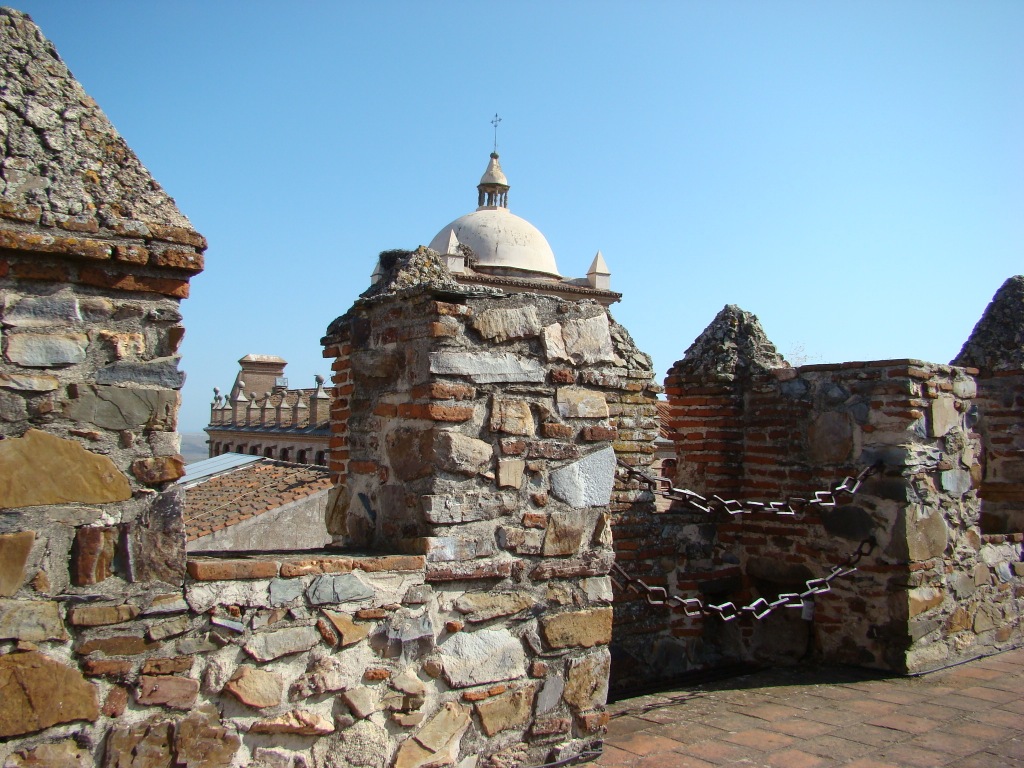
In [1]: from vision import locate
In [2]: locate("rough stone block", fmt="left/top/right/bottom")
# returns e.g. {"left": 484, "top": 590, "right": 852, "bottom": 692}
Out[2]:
{"left": 439, "top": 628, "right": 526, "bottom": 687}
{"left": 0, "top": 531, "right": 34, "bottom": 596}
{"left": 323, "top": 610, "right": 371, "bottom": 646}
{"left": 563, "top": 647, "right": 610, "bottom": 710}
{"left": 497, "top": 459, "right": 525, "bottom": 489}
{"left": 249, "top": 709, "right": 334, "bottom": 735}
{"left": 307, "top": 572, "right": 375, "bottom": 605}
{"left": 472, "top": 305, "right": 541, "bottom": 342}
{"left": 64, "top": 384, "right": 178, "bottom": 430}
{"left": 393, "top": 702, "right": 470, "bottom": 768}
{"left": 807, "top": 411, "right": 853, "bottom": 464}
{"left": 0, "top": 651, "right": 99, "bottom": 738}
{"left": 542, "top": 510, "right": 587, "bottom": 556}
{"left": 67, "top": 603, "right": 138, "bottom": 627}
{"left": 429, "top": 351, "right": 545, "bottom": 384}
{"left": 556, "top": 387, "right": 609, "bottom": 419}
{"left": 135, "top": 674, "right": 199, "bottom": 710}
{"left": 2, "top": 739, "right": 91, "bottom": 767}
{"left": 244, "top": 626, "right": 320, "bottom": 662}
{"left": 930, "top": 397, "right": 960, "bottom": 437}
{"left": 125, "top": 488, "right": 186, "bottom": 585}
{"left": 224, "top": 666, "right": 283, "bottom": 709}
{"left": 549, "top": 446, "right": 616, "bottom": 508}
{"left": 454, "top": 592, "right": 534, "bottom": 623}
{"left": 0, "top": 430, "right": 131, "bottom": 508}
{"left": 95, "top": 356, "right": 185, "bottom": 389}
{"left": 490, "top": 397, "right": 535, "bottom": 435}
{"left": 434, "top": 431, "right": 492, "bottom": 476}
{"left": 4, "top": 332, "right": 87, "bottom": 366}
{"left": 131, "top": 455, "right": 186, "bottom": 485}
{"left": 0, "top": 373, "right": 59, "bottom": 392}
{"left": 0, "top": 599, "right": 66, "bottom": 642}
{"left": 71, "top": 526, "right": 117, "bottom": 586}
{"left": 541, "top": 607, "right": 613, "bottom": 649}
{"left": 475, "top": 684, "right": 536, "bottom": 736}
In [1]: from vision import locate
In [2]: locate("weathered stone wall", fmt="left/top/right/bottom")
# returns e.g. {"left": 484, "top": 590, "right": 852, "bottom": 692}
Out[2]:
{"left": 0, "top": 7, "right": 211, "bottom": 764}
{"left": 316, "top": 248, "right": 660, "bottom": 763}
{"left": 953, "top": 275, "right": 1024, "bottom": 534}
{"left": 659, "top": 306, "right": 1024, "bottom": 676}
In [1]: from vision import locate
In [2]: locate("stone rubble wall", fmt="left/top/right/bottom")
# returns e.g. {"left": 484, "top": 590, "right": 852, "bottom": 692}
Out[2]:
{"left": 974, "top": 371, "right": 1024, "bottom": 534}
{"left": 317, "top": 266, "right": 661, "bottom": 765}
{"left": 663, "top": 357, "right": 1023, "bottom": 676}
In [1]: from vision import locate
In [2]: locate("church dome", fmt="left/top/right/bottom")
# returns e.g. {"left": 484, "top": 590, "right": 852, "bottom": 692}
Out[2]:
{"left": 428, "top": 152, "right": 561, "bottom": 278}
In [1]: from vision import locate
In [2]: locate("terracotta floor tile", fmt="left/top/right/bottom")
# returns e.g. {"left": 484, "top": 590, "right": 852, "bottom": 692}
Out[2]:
{"left": 693, "top": 711, "right": 769, "bottom": 732}
{"left": 633, "top": 753, "right": 716, "bottom": 768}
{"left": 931, "top": 693, "right": 992, "bottom": 712}
{"left": 946, "top": 666, "right": 1005, "bottom": 681}
{"left": 607, "top": 732, "right": 687, "bottom": 757}
{"left": 722, "top": 728, "right": 795, "bottom": 751}
{"left": 770, "top": 717, "right": 837, "bottom": 739}
{"left": 866, "top": 712, "right": 938, "bottom": 735}
{"left": 764, "top": 749, "right": 834, "bottom": 768}
{"left": 648, "top": 722, "right": 729, "bottom": 745}
{"left": 870, "top": 687, "right": 926, "bottom": 705}
{"left": 607, "top": 716, "right": 657, "bottom": 739}
{"left": 950, "top": 751, "right": 1020, "bottom": 768}
{"left": 842, "top": 757, "right": 903, "bottom": 768}
{"left": 948, "top": 720, "right": 1017, "bottom": 741}
{"left": 798, "top": 735, "right": 873, "bottom": 760}
{"left": 833, "top": 723, "right": 909, "bottom": 747}
{"left": 999, "top": 698, "right": 1024, "bottom": 715}
{"left": 959, "top": 685, "right": 1022, "bottom": 704}
{"left": 844, "top": 698, "right": 899, "bottom": 717}
{"left": 800, "top": 707, "right": 866, "bottom": 727}
{"left": 965, "top": 707, "right": 1024, "bottom": 729}
{"left": 873, "top": 743, "right": 954, "bottom": 768}
{"left": 594, "top": 745, "right": 640, "bottom": 767}
{"left": 988, "top": 737, "right": 1024, "bottom": 760}
{"left": 905, "top": 702, "right": 966, "bottom": 722}
{"left": 742, "top": 703, "right": 808, "bottom": 722}
{"left": 910, "top": 729, "right": 995, "bottom": 757}
{"left": 681, "top": 740, "right": 759, "bottom": 765}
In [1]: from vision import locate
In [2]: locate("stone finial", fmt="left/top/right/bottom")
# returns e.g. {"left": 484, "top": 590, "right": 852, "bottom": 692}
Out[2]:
{"left": 670, "top": 304, "right": 784, "bottom": 382}
{"left": 587, "top": 251, "right": 610, "bottom": 291}
{"left": 952, "top": 275, "right": 1024, "bottom": 373}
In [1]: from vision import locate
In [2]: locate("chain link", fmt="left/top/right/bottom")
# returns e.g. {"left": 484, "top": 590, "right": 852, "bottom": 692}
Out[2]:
{"left": 617, "top": 460, "right": 884, "bottom": 517}
{"left": 610, "top": 535, "right": 875, "bottom": 621}
{"left": 610, "top": 464, "right": 881, "bottom": 620}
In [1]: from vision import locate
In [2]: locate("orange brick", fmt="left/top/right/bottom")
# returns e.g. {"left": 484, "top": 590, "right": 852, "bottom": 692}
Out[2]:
{"left": 186, "top": 558, "right": 279, "bottom": 581}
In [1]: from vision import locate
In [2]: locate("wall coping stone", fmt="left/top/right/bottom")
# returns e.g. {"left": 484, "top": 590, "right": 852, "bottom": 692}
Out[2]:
{"left": 186, "top": 553, "right": 427, "bottom": 581}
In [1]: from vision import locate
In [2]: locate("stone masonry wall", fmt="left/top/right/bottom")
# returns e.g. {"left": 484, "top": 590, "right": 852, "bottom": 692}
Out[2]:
{"left": 663, "top": 324, "right": 1023, "bottom": 675}
{"left": 316, "top": 248, "right": 660, "bottom": 764}
{"left": 954, "top": 275, "right": 1024, "bottom": 535}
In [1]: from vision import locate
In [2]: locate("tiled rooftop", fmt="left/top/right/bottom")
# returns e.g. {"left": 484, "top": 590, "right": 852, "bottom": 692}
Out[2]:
{"left": 183, "top": 459, "right": 333, "bottom": 542}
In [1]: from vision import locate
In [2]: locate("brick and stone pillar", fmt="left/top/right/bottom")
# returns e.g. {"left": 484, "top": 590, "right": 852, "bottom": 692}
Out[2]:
{"left": 320, "top": 248, "right": 660, "bottom": 762}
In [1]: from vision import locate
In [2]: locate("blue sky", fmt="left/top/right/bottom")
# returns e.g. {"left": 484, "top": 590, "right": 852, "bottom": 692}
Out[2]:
{"left": 14, "top": 2, "right": 1023, "bottom": 433}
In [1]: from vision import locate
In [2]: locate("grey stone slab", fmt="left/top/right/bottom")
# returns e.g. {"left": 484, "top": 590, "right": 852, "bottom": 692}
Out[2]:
{"left": 269, "top": 578, "right": 306, "bottom": 606}
{"left": 429, "top": 351, "right": 545, "bottom": 384}
{"left": 549, "top": 446, "right": 616, "bottom": 508}
{"left": 95, "top": 357, "right": 185, "bottom": 389}
{"left": 5, "top": 332, "right": 87, "bottom": 366}
{"left": 306, "top": 573, "right": 374, "bottom": 605}
{"left": 1, "top": 295, "right": 81, "bottom": 327}
{"left": 64, "top": 385, "right": 178, "bottom": 430}
{"left": 244, "top": 625, "right": 320, "bottom": 662}
{"left": 438, "top": 628, "right": 526, "bottom": 687}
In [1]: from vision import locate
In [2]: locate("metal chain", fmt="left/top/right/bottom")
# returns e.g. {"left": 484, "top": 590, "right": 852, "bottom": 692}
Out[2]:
{"left": 610, "top": 537, "right": 875, "bottom": 621}
{"left": 617, "top": 460, "right": 885, "bottom": 517}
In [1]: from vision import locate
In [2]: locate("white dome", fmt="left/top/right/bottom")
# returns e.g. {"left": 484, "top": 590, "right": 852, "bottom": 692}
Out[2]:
{"left": 429, "top": 207, "right": 561, "bottom": 278}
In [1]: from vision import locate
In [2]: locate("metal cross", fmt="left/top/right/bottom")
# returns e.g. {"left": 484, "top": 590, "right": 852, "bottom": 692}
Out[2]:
{"left": 491, "top": 113, "right": 502, "bottom": 153}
